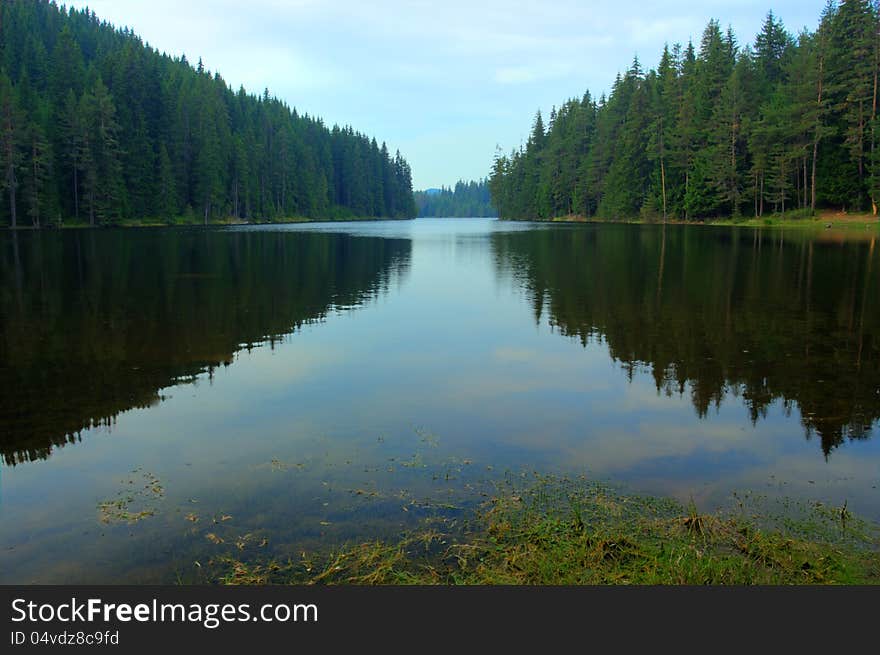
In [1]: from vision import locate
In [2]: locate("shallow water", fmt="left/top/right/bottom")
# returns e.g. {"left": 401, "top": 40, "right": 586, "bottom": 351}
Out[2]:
{"left": 1, "top": 218, "right": 878, "bottom": 582}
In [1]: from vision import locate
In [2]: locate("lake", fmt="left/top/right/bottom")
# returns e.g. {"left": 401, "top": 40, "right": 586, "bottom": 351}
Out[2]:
{"left": 1, "top": 217, "right": 878, "bottom": 583}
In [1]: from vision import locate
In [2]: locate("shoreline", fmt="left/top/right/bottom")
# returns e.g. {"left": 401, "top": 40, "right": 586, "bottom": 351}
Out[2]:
{"left": 217, "top": 476, "right": 880, "bottom": 586}
{"left": 500, "top": 210, "right": 880, "bottom": 230}
{"left": 1, "top": 215, "right": 416, "bottom": 231}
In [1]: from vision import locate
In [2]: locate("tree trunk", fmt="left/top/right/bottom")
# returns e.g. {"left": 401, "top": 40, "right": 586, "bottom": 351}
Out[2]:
{"left": 759, "top": 173, "right": 764, "bottom": 217}
{"left": 730, "top": 116, "right": 737, "bottom": 214}
{"left": 73, "top": 152, "right": 79, "bottom": 221}
{"left": 660, "top": 157, "right": 667, "bottom": 223}
{"left": 4, "top": 137, "right": 15, "bottom": 227}
{"left": 803, "top": 157, "right": 807, "bottom": 211}
{"left": 754, "top": 172, "right": 758, "bottom": 218}
{"left": 810, "top": 54, "right": 824, "bottom": 216}
{"left": 8, "top": 183, "right": 16, "bottom": 228}
{"left": 684, "top": 169, "right": 689, "bottom": 222}
{"left": 32, "top": 146, "right": 40, "bottom": 228}
{"left": 781, "top": 160, "right": 785, "bottom": 214}
{"left": 659, "top": 119, "right": 667, "bottom": 223}
{"left": 872, "top": 27, "right": 878, "bottom": 215}
{"left": 859, "top": 100, "right": 865, "bottom": 182}
{"left": 811, "top": 140, "right": 818, "bottom": 216}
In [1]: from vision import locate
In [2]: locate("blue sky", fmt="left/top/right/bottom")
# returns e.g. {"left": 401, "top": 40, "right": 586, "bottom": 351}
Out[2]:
{"left": 67, "top": 1, "right": 829, "bottom": 189}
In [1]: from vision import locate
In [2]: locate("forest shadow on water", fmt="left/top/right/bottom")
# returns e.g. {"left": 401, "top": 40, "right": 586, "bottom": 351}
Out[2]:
{"left": 0, "top": 227, "right": 412, "bottom": 465}
{"left": 491, "top": 224, "right": 880, "bottom": 459}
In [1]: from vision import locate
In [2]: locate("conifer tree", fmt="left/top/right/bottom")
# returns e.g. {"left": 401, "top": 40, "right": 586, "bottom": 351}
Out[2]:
{"left": 0, "top": 0, "right": 416, "bottom": 226}
{"left": 489, "top": 3, "right": 880, "bottom": 222}
{"left": 0, "top": 71, "right": 23, "bottom": 228}
{"left": 24, "top": 119, "right": 51, "bottom": 226}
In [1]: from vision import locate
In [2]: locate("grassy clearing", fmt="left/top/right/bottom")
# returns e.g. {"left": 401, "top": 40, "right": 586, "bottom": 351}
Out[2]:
{"left": 215, "top": 475, "right": 880, "bottom": 585}
{"left": 714, "top": 209, "right": 879, "bottom": 229}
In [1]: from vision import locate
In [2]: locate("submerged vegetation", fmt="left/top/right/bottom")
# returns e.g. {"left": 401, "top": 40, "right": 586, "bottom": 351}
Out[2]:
{"left": 97, "top": 468, "right": 164, "bottom": 525}
{"left": 489, "top": 2, "right": 880, "bottom": 223}
{"left": 216, "top": 475, "right": 880, "bottom": 585}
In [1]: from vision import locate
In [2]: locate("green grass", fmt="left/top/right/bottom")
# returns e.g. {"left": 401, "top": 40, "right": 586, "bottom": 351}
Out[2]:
{"left": 709, "top": 210, "right": 878, "bottom": 229}
{"left": 214, "top": 475, "right": 880, "bottom": 585}
{"left": 538, "top": 209, "right": 880, "bottom": 230}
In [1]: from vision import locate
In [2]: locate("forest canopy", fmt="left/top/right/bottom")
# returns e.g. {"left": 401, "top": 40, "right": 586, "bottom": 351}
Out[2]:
{"left": 489, "top": 1, "right": 880, "bottom": 222}
{"left": 414, "top": 179, "right": 497, "bottom": 217}
{"left": 0, "top": 0, "right": 417, "bottom": 227}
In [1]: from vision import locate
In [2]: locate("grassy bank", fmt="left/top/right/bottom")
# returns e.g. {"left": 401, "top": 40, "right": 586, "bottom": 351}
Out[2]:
{"left": 535, "top": 209, "right": 880, "bottom": 230}
{"left": 216, "top": 476, "right": 880, "bottom": 585}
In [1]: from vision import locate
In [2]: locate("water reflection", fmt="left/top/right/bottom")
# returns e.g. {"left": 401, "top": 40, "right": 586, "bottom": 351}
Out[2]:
{"left": 2, "top": 219, "right": 879, "bottom": 583}
{"left": 492, "top": 225, "right": 879, "bottom": 457}
{"left": 0, "top": 228, "right": 411, "bottom": 465}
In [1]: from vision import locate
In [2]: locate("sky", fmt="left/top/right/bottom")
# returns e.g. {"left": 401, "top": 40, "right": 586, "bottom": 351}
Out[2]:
{"left": 66, "top": 1, "right": 829, "bottom": 190}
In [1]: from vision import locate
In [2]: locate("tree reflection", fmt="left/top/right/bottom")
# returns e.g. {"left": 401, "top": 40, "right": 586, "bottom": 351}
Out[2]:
{"left": 0, "top": 228, "right": 410, "bottom": 465}
{"left": 493, "top": 225, "right": 879, "bottom": 458}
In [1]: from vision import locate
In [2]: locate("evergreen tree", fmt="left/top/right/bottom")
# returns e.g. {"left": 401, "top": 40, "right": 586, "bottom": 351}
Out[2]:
{"left": 0, "top": 71, "right": 23, "bottom": 227}
{"left": 24, "top": 119, "right": 51, "bottom": 226}
{"left": 79, "top": 78, "right": 123, "bottom": 225}
{"left": 57, "top": 89, "right": 83, "bottom": 221}
{"left": 647, "top": 46, "right": 678, "bottom": 220}
{"left": 156, "top": 143, "right": 176, "bottom": 222}
{"left": 754, "top": 10, "right": 793, "bottom": 91}
{"left": 0, "top": 0, "right": 416, "bottom": 226}
{"left": 490, "top": 4, "right": 880, "bottom": 222}
{"left": 414, "top": 178, "right": 497, "bottom": 217}
{"left": 822, "top": 0, "right": 877, "bottom": 209}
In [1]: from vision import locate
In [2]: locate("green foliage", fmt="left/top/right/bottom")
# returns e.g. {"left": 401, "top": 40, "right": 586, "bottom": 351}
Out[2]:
{"left": 489, "top": 2, "right": 880, "bottom": 221}
{"left": 0, "top": 69, "right": 24, "bottom": 227}
{"left": 414, "top": 179, "right": 497, "bottom": 217}
{"left": 0, "top": 0, "right": 416, "bottom": 226}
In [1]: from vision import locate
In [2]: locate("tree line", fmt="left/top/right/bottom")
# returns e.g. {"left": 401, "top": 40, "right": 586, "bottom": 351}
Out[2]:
{"left": 489, "top": 1, "right": 880, "bottom": 221}
{"left": 414, "top": 179, "right": 497, "bottom": 217}
{"left": 0, "top": 0, "right": 417, "bottom": 228}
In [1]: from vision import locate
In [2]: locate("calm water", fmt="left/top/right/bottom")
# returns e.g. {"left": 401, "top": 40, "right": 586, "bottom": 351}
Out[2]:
{"left": 1, "top": 218, "right": 878, "bottom": 582}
